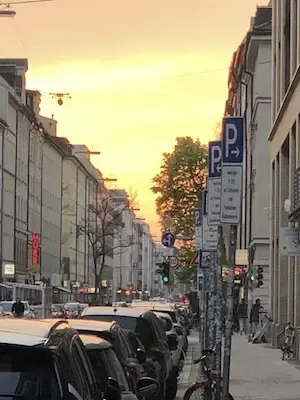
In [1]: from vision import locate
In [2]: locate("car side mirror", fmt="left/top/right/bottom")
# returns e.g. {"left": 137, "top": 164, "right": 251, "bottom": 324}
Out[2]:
{"left": 167, "top": 333, "right": 178, "bottom": 351}
{"left": 175, "top": 326, "right": 184, "bottom": 336}
{"left": 104, "top": 377, "right": 121, "bottom": 400}
{"left": 136, "top": 347, "right": 147, "bottom": 364}
{"left": 137, "top": 377, "right": 159, "bottom": 398}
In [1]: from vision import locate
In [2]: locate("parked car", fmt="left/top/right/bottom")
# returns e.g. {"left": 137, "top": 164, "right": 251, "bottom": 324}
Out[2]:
{"left": 142, "top": 304, "right": 189, "bottom": 347}
{"left": 51, "top": 303, "right": 67, "bottom": 318}
{"left": 0, "top": 300, "right": 35, "bottom": 318}
{"left": 80, "top": 306, "right": 178, "bottom": 400}
{"left": 154, "top": 312, "right": 184, "bottom": 373}
{"left": 70, "top": 319, "right": 145, "bottom": 395}
{"left": 65, "top": 302, "right": 82, "bottom": 318}
{"left": 80, "top": 334, "right": 158, "bottom": 400}
{"left": 0, "top": 318, "right": 121, "bottom": 400}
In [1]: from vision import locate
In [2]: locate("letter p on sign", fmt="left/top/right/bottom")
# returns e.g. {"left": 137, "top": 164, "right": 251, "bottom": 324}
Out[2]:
{"left": 225, "top": 123, "right": 237, "bottom": 158}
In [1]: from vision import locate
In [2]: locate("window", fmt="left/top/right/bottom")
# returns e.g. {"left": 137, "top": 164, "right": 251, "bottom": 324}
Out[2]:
{"left": 81, "top": 314, "right": 138, "bottom": 331}
{"left": 70, "top": 339, "right": 93, "bottom": 400}
{"left": 88, "top": 348, "right": 129, "bottom": 392}
{"left": 0, "top": 345, "right": 59, "bottom": 400}
{"left": 284, "top": 0, "right": 291, "bottom": 91}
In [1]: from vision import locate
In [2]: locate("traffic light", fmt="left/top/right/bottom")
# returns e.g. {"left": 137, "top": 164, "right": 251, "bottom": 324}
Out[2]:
{"left": 161, "top": 262, "right": 170, "bottom": 284}
{"left": 256, "top": 266, "right": 264, "bottom": 287}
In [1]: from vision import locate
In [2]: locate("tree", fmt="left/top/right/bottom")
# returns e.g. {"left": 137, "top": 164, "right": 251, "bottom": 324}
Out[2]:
{"left": 213, "top": 121, "right": 222, "bottom": 139}
{"left": 128, "top": 186, "right": 139, "bottom": 209}
{"left": 175, "top": 265, "right": 196, "bottom": 284}
{"left": 79, "top": 192, "right": 133, "bottom": 302}
{"left": 152, "top": 136, "right": 208, "bottom": 236}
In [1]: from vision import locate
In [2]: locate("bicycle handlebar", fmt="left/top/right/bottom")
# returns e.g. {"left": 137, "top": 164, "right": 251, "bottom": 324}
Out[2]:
{"left": 193, "top": 347, "right": 216, "bottom": 364}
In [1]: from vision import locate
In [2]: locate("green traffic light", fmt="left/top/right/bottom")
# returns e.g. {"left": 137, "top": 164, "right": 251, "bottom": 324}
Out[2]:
{"left": 163, "top": 276, "right": 169, "bottom": 283}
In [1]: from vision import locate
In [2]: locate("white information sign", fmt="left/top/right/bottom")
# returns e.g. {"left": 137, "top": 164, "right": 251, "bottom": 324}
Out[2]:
{"left": 207, "top": 178, "right": 221, "bottom": 225}
{"left": 220, "top": 165, "right": 243, "bottom": 224}
{"left": 202, "top": 215, "right": 218, "bottom": 250}
{"left": 279, "top": 227, "right": 300, "bottom": 256}
{"left": 195, "top": 226, "right": 202, "bottom": 250}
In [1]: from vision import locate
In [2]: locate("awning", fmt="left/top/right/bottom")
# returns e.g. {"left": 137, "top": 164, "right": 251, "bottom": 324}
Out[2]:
{"left": 54, "top": 286, "right": 71, "bottom": 293}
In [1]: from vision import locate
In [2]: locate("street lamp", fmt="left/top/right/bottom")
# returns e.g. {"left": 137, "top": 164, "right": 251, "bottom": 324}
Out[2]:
{"left": 97, "top": 178, "right": 117, "bottom": 182}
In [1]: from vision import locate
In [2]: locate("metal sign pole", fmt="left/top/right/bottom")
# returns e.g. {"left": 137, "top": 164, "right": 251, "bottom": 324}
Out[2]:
{"left": 222, "top": 225, "right": 237, "bottom": 398}
{"left": 220, "top": 117, "right": 244, "bottom": 400}
{"left": 214, "top": 225, "right": 223, "bottom": 399}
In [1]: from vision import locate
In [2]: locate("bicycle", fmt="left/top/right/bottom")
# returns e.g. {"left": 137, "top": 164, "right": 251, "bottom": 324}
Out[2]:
{"left": 277, "top": 323, "right": 300, "bottom": 360}
{"left": 183, "top": 347, "right": 234, "bottom": 400}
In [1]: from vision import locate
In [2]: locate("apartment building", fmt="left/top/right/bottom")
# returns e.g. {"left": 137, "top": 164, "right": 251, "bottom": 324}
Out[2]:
{"left": 269, "top": 0, "right": 300, "bottom": 348}
{"left": 224, "top": 6, "right": 272, "bottom": 311}
{"left": 0, "top": 59, "right": 64, "bottom": 284}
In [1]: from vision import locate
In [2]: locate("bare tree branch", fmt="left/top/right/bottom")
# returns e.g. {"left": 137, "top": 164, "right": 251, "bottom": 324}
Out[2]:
{"left": 79, "top": 195, "right": 134, "bottom": 302}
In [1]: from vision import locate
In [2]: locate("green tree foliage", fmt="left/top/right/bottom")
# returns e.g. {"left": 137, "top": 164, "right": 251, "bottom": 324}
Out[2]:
{"left": 152, "top": 137, "right": 208, "bottom": 236}
{"left": 175, "top": 265, "right": 196, "bottom": 284}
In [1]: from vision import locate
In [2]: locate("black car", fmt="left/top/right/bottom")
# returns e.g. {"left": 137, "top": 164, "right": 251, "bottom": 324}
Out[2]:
{"left": 70, "top": 319, "right": 145, "bottom": 395}
{"left": 0, "top": 319, "right": 121, "bottom": 400}
{"left": 80, "top": 334, "right": 158, "bottom": 400}
{"left": 80, "top": 307, "right": 178, "bottom": 400}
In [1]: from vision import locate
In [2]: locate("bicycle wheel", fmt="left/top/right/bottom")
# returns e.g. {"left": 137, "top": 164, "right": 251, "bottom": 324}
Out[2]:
{"left": 183, "top": 383, "right": 213, "bottom": 400}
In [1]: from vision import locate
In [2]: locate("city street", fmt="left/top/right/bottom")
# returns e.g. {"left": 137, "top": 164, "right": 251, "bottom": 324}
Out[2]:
{"left": 177, "top": 332, "right": 300, "bottom": 400}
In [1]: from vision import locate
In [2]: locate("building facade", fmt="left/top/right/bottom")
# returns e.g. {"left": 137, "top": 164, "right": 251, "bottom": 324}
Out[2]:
{"left": 223, "top": 6, "right": 272, "bottom": 312}
{"left": 269, "top": 0, "right": 300, "bottom": 349}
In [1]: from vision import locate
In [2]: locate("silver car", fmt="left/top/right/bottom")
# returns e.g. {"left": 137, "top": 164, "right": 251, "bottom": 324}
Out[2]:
{"left": 0, "top": 301, "right": 35, "bottom": 318}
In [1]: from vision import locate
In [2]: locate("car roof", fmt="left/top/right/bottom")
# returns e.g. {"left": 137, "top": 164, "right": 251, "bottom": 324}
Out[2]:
{"left": 82, "top": 306, "right": 151, "bottom": 318}
{"left": 80, "top": 334, "right": 112, "bottom": 350}
{"left": 0, "top": 319, "right": 69, "bottom": 347}
{"left": 154, "top": 312, "right": 173, "bottom": 321}
{"left": 0, "top": 300, "right": 29, "bottom": 304}
{"left": 70, "top": 319, "right": 116, "bottom": 332}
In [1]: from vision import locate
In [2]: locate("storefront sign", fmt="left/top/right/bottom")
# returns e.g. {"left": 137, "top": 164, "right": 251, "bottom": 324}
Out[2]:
{"left": 32, "top": 233, "right": 40, "bottom": 266}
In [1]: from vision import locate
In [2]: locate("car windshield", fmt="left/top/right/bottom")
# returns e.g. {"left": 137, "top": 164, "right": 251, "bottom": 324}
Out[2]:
{"left": 0, "top": 302, "right": 29, "bottom": 313}
{"left": 159, "top": 311, "right": 177, "bottom": 323}
{"left": 81, "top": 314, "right": 138, "bottom": 331}
{"left": 0, "top": 345, "right": 60, "bottom": 400}
{"left": 88, "top": 348, "right": 129, "bottom": 392}
{"left": 65, "top": 303, "right": 78, "bottom": 311}
{"left": 51, "top": 305, "right": 63, "bottom": 312}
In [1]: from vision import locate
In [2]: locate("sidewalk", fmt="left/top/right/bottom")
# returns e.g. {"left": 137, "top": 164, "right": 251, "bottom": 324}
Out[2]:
{"left": 230, "top": 335, "right": 300, "bottom": 400}
{"left": 177, "top": 332, "right": 300, "bottom": 400}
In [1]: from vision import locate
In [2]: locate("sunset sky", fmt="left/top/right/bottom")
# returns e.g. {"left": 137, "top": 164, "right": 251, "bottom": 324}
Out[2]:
{"left": 0, "top": 0, "right": 269, "bottom": 237}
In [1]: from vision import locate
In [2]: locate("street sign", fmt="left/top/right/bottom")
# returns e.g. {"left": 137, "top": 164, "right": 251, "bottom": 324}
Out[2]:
{"left": 208, "top": 140, "right": 222, "bottom": 178}
{"left": 194, "top": 208, "right": 202, "bottom": 250}
{"left": 161, "top": 232, "right": 176, "bottom": 247}
{"left": 202, "top": 214, "right": 218, "bottom": 250}
{"left": 208, "top": 141, "right": 222, "bottom": 226}
{"left": 199, "top": 250, "right": 213, "bottom": 269}
{"left": 220, "top": 117, "right": 244, "bottom": 224}
{"left": 222, "top": 117, "right": 244, "bottom": 164}
{"left": 203, "top": 190, "right": 208, "bottom": 215}
{"left": 163, "top": 215, "right": 175, "bottom": 230}
{"left": 279, "top": 227, "right": 300, "bottom": 256}
{"left": 169, "top": 256, "right": 179, "bottom": 268}
{"left": 194, "top": 208, "right": 202, "bottom": 227}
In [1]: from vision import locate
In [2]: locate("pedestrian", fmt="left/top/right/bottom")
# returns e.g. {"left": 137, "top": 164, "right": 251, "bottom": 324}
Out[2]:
{"left": 237, "top": 298, "right": 248, "bottom": 335}
{"left": 12, "top": 297, "right": 25, "bottom": 318}
{"left": 250, "top": 299, "right": 262, "bottom": 337}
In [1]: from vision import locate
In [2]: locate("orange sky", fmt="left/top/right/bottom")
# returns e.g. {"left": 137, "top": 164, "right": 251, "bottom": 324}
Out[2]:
{"left": 0, "top": 0, "right": 269, "bottom": 237}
